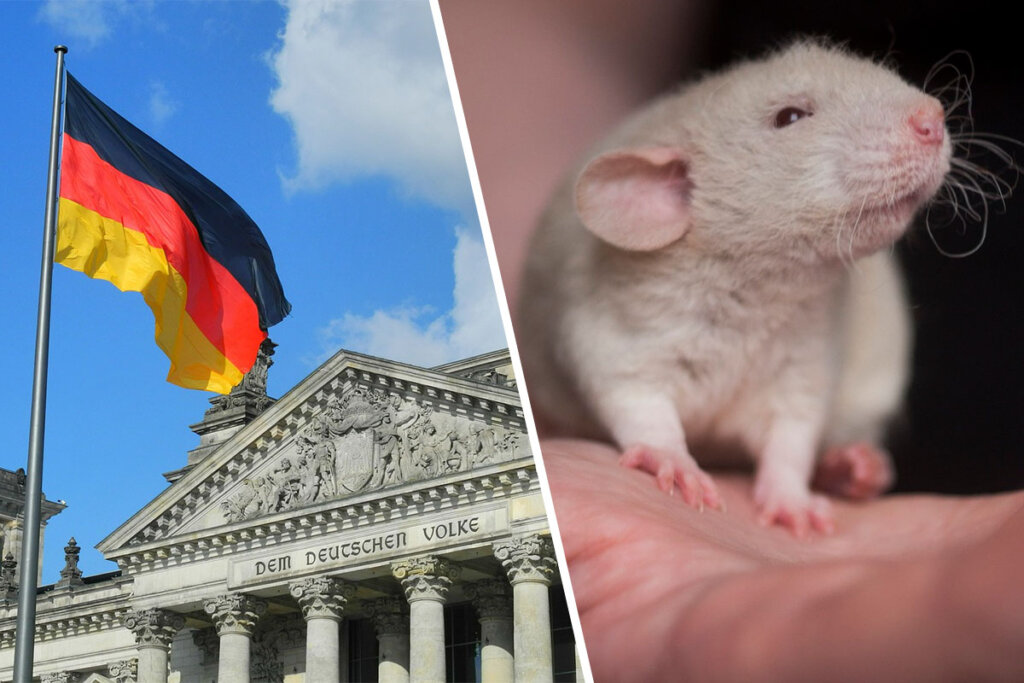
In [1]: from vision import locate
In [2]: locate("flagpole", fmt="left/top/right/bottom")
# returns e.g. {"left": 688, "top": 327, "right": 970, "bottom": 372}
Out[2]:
{"left": 14, "top": 44, "right": 67, "bottom": 683}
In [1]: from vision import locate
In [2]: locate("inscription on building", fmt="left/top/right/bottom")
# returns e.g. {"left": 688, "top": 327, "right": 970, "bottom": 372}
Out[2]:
{"left": 230, "top": 508, "right": 507, "bottom": 587}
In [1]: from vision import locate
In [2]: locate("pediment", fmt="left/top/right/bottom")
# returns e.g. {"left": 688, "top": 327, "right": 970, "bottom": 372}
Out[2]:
{"left": 97, "top": 349, "right": 530, "bottom": 558}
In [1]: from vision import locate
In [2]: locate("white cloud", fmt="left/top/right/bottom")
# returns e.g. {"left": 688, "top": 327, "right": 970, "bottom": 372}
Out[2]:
{"left": 38, "top": 0, "right": 122, "bottom": 47}
{"left": 268, "top": 0, "right": 472, "bottom": 214}
{"left": 448, "top": 226, "right": 508, "bottom": 355}
{"left": 148, "top": 81, "right": 178, "bottom": 126}
{"left": 316, "top": 229, "right": 506, "bottom": 366}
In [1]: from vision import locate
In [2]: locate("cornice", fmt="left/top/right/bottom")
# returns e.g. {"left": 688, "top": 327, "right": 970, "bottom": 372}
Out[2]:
{"left": 0, "top": 582, "right": 132, "bottom": 646}
{"left": 106, "top": 461, "right": 538, "bottom": 573}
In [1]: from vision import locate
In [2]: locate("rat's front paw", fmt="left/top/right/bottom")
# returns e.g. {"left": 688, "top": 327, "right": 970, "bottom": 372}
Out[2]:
{"left": 619, "top": 444, "right": 723, "bottom": 510}
{"left": 813, "top": 442, "right": 895, "bottom": 500}
{"left": 753, "top": 476, "right": 834, "bottom": 538}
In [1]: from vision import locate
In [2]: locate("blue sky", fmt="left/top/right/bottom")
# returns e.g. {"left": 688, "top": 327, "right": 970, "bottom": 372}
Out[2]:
{"left": 0, "top": 0, "right": 506, "bottom": 580}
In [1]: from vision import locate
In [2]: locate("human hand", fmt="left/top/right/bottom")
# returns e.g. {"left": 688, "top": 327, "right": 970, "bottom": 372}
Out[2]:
{"left": 544, "top": 439, "right": 1024, "bottom": 682}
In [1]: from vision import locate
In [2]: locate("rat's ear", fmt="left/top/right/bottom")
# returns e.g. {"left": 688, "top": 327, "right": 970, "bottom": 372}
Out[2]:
{"left": 575, "top": 147, "right": 693, "bottom": 251}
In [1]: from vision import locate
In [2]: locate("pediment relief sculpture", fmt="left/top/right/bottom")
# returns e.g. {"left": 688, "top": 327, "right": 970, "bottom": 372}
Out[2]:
{"left": 222, "top": 387, "right": 526, "bottom": 523}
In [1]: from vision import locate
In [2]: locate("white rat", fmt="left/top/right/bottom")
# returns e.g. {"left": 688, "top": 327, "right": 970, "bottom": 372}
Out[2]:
{"left": 518, "top": 40, "right": 952, "bottom": 535}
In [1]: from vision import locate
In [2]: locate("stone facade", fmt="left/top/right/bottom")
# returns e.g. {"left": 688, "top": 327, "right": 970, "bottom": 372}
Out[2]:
{"left": 0, "top": 347, "right": 579, "bottom": 682}
{"left": 0, "top": 467, "right": 64, "bottom": 587}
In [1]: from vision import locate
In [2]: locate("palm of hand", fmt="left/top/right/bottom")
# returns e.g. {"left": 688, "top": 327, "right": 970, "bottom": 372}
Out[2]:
{"left": 543, "top": 439, "right": 1024, "bottom": 682}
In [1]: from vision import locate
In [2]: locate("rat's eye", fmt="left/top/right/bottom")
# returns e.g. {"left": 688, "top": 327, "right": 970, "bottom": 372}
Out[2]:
{"left": 774, "top": 107, "right": 813, "bottom": 128}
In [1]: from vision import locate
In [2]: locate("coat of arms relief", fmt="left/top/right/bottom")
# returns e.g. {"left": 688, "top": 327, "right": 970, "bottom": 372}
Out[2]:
{"left": 222, "top": 387, "right": 525, "bottom": 523}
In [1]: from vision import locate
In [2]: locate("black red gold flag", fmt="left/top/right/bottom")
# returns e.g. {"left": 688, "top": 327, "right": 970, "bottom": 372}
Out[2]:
{"left": 57, "top": 73, "right": 290, "bottom": 393}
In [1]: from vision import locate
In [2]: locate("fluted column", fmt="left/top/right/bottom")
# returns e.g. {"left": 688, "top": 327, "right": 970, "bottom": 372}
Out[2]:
{"left": 495, "top": 535, "right": 557, "bottom": 683}
{"left": 366, "top": 596, "right": 411, "bottom": 683}
{"left": 289, "top": 576, "right": 355, "bottom": 683}
{"left": 204, "top": 593, "right": 267, "bottom": 683}
{"left": 122, "top": 607, "right": 185, "bottom": 683}
{"left": 392, "top": 556, "right": 460, "bottom": 683}
{"left": 466, "top": 579, "right": 514, "bottom": 683}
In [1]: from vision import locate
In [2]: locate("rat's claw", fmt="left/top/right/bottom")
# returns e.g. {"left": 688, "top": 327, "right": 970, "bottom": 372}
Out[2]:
{"left": 677, "top": 470, "right": 703, "bottom": 510}
{"left": 655, "top": 461, "right": 676, "bottom": 495}
{"left": 619, "top": 443, "right": 721, "bottom": 512}
{"left": 756, "top": 489, "right": 834, "bottom": 538}
{"left": 695, "top": 469, "right": 725, "bottom": 511}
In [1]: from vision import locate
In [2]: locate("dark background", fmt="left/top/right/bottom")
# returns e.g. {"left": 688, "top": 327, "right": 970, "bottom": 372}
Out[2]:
{"left": 698, "top": 1, "right": 1024, "bottom": 494}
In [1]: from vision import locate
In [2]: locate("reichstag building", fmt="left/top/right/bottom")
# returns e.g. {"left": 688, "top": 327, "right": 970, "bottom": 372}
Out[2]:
{"left": 0, "top": 344, "right": 578, "bottom": 682}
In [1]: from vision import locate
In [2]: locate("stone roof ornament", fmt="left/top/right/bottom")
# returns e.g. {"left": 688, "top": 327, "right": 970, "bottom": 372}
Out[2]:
{"left": 179, "top": 339, "right": 279, "bottom": 472}
{"left": 0, "top": 553, "right": 16, "bottom": 600}
{"left": 55, "top": 537, "right": 84, "bottom": 589}
{"left": 206, "top": 338, "right": 277, "bottom": 417}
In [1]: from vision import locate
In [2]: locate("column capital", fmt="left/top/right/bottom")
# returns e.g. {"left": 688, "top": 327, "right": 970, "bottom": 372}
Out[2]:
{"left": 493, "top": 534, "right": 557, "bottom": 585}
{"left": 391, "top": 555, "right": 460, "bottom": 603}
{"left": 108, "top": 658, "right": 138, "bottom": 683}
{"left": 122, "top": 607, "right": 185, "bottom": 649}
{"left": 289, "top": 576, "right": 355, "bottom": 621}
{"left": 365, "top": 595, "right": 410, "bottom": 636}
{"left": 41, "top": 674, "right": 77, "bottom": 683}
{"left": 465, "top": 578, "right": 513, "bottom": 619}
{"left": 204, "top": 593, "right": 267, "bottom": 636}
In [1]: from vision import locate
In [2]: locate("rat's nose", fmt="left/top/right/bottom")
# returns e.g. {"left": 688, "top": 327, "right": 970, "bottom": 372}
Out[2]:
{"left": 909, "top": 100, "right": 945, "bottom": 145}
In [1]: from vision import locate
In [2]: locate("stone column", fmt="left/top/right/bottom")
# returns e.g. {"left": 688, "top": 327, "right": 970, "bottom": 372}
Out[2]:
{"left": 122, "top": 607, "right": 185, "bottom": 683}
{"left": 392, "top": 556, "right": 460, "bottom": 683}
{"left": 366, "top": 596, "right": 410, "bottom": 683}
{"left": 494, "top": 535, "right": 558, "bottom": 683}
{"left": 204, "top": 593, "right": 267, "bottom": 683}
{"left": 289, "top": 576, "right": 355, "bottom": 683}
{"left": 466, "top": 579, "right": 515, "bottom": 683}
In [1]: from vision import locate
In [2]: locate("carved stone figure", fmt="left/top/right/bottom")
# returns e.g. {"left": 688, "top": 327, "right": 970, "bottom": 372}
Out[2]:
{"left": 267, "top": 459, "right": 294, "bottom": 509}
{"left": 468, "top": 424, "right": 499, "bottom": 467}
{"left": 205, "top": 339, "right": 276, "bottom": 417}
{"left": 443, "top": 423, "right": 473, "bottom": 474}
{"left": 222, "top": 479, "right": 261, "bottom": 521}
{"left": 221, "top": 385, "right": 527, "bottom": 522}
{"left": 242, "top": 339, "right": 276, "bottom": 395}
{"left": 407, "top": 421, "right": 442, "bottom": 481}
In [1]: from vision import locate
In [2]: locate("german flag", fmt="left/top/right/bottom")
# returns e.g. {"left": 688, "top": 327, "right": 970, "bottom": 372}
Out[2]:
{"left": 56, "top": 73, "right": 290, "bottom": 394}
